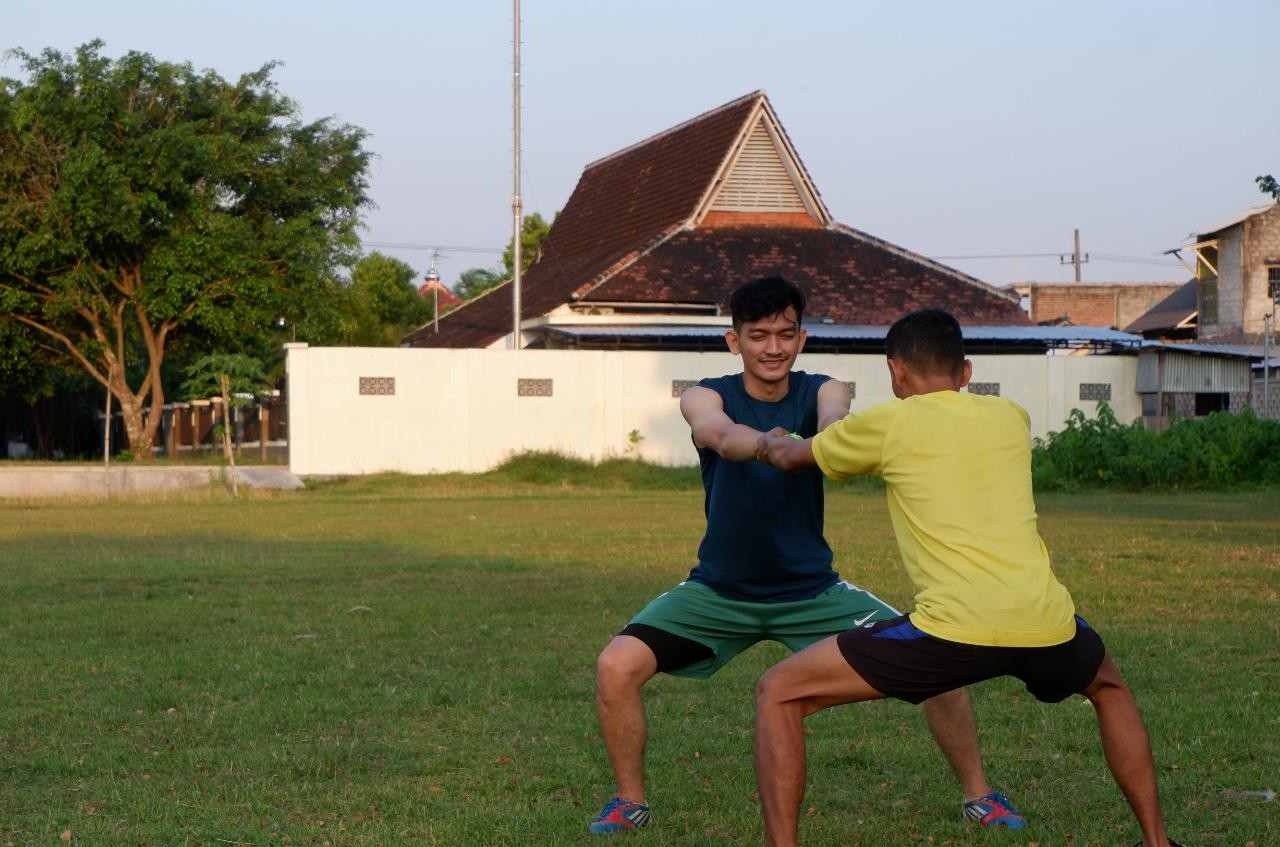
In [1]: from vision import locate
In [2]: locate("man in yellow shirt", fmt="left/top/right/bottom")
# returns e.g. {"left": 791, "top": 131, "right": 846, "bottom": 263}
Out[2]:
{"left": 753, "top": 309, "right": 1177, "bottom": 847}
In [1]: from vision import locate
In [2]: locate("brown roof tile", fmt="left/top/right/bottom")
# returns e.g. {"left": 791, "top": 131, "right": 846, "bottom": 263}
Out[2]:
{"left": 405, "top": 92, "right": 763, "bottom": 348}
{"left": 405, "top": 91, "right": 1028, "bottom": 347}
{"left": 585, "top": 226, "right": 1030, "bottom": 325}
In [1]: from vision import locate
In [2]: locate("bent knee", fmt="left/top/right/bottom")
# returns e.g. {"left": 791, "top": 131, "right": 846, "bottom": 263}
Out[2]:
{"left": 1081, "top": 654, "right": 1131, "bottom": 699}
{"left": 596, "top": 637, "right": 656, "bottom": 688}
{"left": 755, "top": 667, "right": 793, "bottom": 710}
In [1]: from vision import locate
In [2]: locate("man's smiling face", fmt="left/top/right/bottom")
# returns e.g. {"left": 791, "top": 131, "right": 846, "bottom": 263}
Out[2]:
{"left": 726, "top": 306, "right": 807, "bottom": 392}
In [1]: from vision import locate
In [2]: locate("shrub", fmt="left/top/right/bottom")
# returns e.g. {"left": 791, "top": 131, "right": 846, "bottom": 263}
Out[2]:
{"left": 1032, "top": 403, "right": 1280, "bottom": 491}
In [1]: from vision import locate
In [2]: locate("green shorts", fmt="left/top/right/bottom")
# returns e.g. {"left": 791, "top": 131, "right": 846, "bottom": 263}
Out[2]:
{"left": 626, "top": 580, "right": 900, "bottom": 679}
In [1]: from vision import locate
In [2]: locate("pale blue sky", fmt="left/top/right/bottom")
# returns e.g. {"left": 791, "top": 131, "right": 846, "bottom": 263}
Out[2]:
{"left": 5, "top": 1, "right": 1278, "bottom": 289}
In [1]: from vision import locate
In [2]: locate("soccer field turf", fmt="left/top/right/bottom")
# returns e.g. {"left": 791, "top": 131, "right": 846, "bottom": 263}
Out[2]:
{"left": 0, "top": 477, "right": 1275, "bottom": 845}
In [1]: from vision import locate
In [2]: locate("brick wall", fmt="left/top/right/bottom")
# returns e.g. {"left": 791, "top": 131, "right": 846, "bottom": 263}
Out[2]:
{"left": 1214, "top": 227, "right": 1244, "bottom": 332}
{"left": 1028, "top": 284, "right": 1181, "bottom": 328}
{"left": 699, "top": 210, "right": 822, "bottom": 228}
{"left": 1251, "top": 374, "right": 1280, "bottom": 420}
{"left": 1243, "top": 205, "right": 1280, "bottom": 334}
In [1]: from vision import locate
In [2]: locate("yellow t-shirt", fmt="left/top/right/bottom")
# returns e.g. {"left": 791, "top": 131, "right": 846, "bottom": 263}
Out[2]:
{"left": 811, "top": 390, "right": 1076, "bottom": 647}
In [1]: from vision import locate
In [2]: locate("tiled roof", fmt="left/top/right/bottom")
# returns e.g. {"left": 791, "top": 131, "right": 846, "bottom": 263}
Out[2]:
{"left": 404, "top": 92, "right": 763, "bottom": 348}
{"left": 404, "top": 91, "right": 1027, "bottom": 347}
{"left": 584, "top": 226, "right": 1029, "bottom": 325}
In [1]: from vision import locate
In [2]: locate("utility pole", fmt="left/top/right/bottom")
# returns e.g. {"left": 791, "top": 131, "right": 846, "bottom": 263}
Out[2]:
{"left": 1265, "top": 311, "right": 1272, "bottom": 420}
{"left": 1059, "top": 228, "right": 1090, "bottom": 282}
{"left": 511, "top": 0, "right": 523, "bottom": 350}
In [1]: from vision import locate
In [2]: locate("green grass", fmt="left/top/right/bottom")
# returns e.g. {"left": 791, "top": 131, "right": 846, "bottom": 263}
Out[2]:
{"left": 0, "top": 479, "right": 1276, "bottom": 846}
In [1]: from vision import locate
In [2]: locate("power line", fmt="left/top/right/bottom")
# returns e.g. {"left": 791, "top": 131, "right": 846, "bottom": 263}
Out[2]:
{"left": 931, "top": 251, "right": 1180, "bottom": 267}
{"left": 362, "top": 239, "right": 503, "bottom": 255}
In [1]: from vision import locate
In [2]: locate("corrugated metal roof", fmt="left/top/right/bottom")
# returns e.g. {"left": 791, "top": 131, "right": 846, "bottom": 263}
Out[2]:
{"left": 1139, "top": 340, "right": 1265, "bottom": 359}
{"left": 1190, "top": 203, "right": 1275, "bottom": 239}
{"left": 545, "top": 324, "right": 1144, "bottom": 343}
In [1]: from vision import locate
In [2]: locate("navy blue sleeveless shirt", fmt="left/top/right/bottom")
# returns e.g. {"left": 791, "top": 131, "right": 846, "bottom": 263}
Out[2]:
{"left": 687, "top": 371, "right": 837, "bottom": 603}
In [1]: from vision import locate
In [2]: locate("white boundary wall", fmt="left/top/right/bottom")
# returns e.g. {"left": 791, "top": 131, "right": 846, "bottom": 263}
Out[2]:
{"left": 286, "top": 346, "right": 1139, "bottom": 476}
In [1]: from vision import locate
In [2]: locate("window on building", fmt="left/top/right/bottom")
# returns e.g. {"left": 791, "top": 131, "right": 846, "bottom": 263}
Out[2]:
{"left": 1194, "top": 392, "right": 1229, "bottom": 416}
{"left": 1268, "top": 266, "right": 1280, "bottom": 302}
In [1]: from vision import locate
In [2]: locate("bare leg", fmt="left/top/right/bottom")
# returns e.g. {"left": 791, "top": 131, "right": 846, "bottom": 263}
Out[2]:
{"left": 754, "top": 636, "right": 885, "bottom": 847}
{"left": 1080, "top": 654, "right": 1172, "bottom": 847}
{"left": 595, "top": 635, "right": 658, "bottom": 803}
{"left": 921, "top": 688, "right": 992, "bottom": 799}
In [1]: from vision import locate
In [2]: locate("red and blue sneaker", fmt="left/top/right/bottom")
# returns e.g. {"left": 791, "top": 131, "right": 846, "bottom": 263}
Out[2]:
{"left": 588, "top": 796, "right": 653, "bottom": 834}
{"left": 963, "top": 791, "right": 1027, "bottom": 829}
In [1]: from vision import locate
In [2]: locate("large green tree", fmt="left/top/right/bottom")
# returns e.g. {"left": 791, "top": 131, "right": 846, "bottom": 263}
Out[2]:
{"left": 1259, "top": 175, "right": 1279, "bottom": 202}
{"left": 340, "top": 252, "right": 432, "bottom": 346}
{"left": 453, "top": 266, "right": 504, "bottom": 300}
{"left": 0, "top": 42, "right": 371, "bottom": 453}
{"left": 502, "top": 212, "right": 552, "bottom": 276}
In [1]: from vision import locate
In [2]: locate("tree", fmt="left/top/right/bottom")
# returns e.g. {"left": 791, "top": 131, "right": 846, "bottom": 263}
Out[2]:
{"left": 340, "top": 252, "right": 432, "bottom": 345}
{"left": 502, "top": 212, "right": 552, "bottom": 276}
{"left": 454, "top": 267, "right": 505, "bottom": 300}
{"left": 180, "top": 353, "right": 270, "bottom": 495}
{"left": 0, "top": 42, "right": 371, "bottom": 455}
{"left": 1259, "top": 175, "right": 1279, "bottom": 202}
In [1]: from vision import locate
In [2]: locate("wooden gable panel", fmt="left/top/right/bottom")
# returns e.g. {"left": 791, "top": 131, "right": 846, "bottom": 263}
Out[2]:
{"left": 709, "top": 117, "right": 807, "bottom": 213}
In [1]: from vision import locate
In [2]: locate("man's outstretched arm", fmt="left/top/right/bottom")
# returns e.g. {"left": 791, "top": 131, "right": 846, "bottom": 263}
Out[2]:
{"left": 680, "top": 385, "right": 766, "bottom": 462}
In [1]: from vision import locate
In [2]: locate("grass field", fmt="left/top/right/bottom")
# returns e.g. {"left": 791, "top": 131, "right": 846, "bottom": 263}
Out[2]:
{"left": 0, "top": 473, "right": 1276, "bottom": 846}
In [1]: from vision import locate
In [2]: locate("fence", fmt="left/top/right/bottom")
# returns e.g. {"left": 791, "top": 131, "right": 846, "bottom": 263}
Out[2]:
{"left": 97, "top": 393, "right": 288, "bottom": 461}
{"left": 285, "top": 345, "right": 1143, "bottom": 476}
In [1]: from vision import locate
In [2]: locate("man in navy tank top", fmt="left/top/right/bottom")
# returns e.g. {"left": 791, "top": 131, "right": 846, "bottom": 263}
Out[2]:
{"left": 587, "top": 277, "right": 1024, "bottom": 835}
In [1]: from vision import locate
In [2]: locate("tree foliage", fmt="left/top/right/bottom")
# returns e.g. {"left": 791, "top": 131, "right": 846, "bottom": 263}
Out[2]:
{"left": 1258, "top": 174, "right": 1279, "bottom": 202}
{"left": 339, "top": 252, "right": 432, "bottom": 345}
{"left": 502, "top": 212, "right": 552, "bottom": 276}
{"left": 453, "top": 266, "right": 505, "bottom": 300}
{"left": 0, "top": 42, "right": 371, "bottom": 453}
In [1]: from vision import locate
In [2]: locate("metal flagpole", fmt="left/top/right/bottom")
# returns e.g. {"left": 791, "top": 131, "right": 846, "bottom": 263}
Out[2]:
{"left": 511, "top": 0, "right": 522, "bottom": 350}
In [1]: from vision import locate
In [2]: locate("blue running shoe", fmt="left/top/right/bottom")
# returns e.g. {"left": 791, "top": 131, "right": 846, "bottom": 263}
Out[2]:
{"left": 963, "top": 791, "right": 1027, "bottom": 829}
{"left": 589, "top": 796, "right": 653, "bottom": 834}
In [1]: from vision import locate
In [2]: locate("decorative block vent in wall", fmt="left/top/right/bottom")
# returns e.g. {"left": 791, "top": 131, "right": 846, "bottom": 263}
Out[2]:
{"left": 844, "top": 381, "right": 856, "bottom": 399}
{"left": 518, "top": 378, "right": 553, "bottom": 397}
{"left": 359, "top": 377, "right": 395, "bottom": 396}
{"left": 672, "top": 380, "right": 698, "bottom": 397}
{"left": 1079, "top": 383, "right": 1112, "bottom": 402}
{"left": 967, "top": 382, "right": 1000, "bottom": 396}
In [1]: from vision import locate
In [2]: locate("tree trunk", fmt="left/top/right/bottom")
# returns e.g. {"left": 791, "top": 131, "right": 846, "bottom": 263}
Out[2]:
{"left": 219, "top": 373, "right": 239, "bottom": 497}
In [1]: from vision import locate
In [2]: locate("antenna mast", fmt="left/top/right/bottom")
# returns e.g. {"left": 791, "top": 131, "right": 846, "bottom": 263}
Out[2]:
{"left": 511, "top": 0, "right": 522, "bottom": 349}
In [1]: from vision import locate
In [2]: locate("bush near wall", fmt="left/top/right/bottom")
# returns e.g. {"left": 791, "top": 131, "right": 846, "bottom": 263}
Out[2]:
{"left": 1032, "top": 403, "right": 1280, "bottom": 490}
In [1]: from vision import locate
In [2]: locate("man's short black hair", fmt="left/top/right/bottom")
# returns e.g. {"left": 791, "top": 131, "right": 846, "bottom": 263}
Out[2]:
{"left": 729, "top": 276, "right": 805, "bottom": 329}
{"left": 885, "top": 309, "right": 966, "bottom": 377}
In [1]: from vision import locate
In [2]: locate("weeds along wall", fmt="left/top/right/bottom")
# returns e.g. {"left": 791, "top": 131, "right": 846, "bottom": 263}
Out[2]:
{"left": 285, "top": 345, "right": 1140, "bottom": 475}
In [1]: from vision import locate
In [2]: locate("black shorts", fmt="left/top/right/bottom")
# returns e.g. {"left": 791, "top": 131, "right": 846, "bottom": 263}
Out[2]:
{"left": 836, "top": 614, "right": 1106, "bottom": 705}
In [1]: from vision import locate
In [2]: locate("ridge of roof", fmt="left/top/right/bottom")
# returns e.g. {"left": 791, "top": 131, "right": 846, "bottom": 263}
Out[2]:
{"left": 567, "top": 222, "right": 689, "bottom": 302}
{"left": 1190, "top": 202, "right": 1277, "bottom": 239}
{"left": 583, "top": 90, "right": 766, "bottom": 171}
{"left": 754, "top": 97, "right": 830, "bottom": 225}
{"left": 833, "top": 223, "right": 1019, "bottom": 304}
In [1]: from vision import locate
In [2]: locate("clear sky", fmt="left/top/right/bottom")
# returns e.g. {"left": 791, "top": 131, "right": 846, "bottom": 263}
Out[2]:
{"left": 5, "top": 0, "right": 1278, "bottom": 290}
